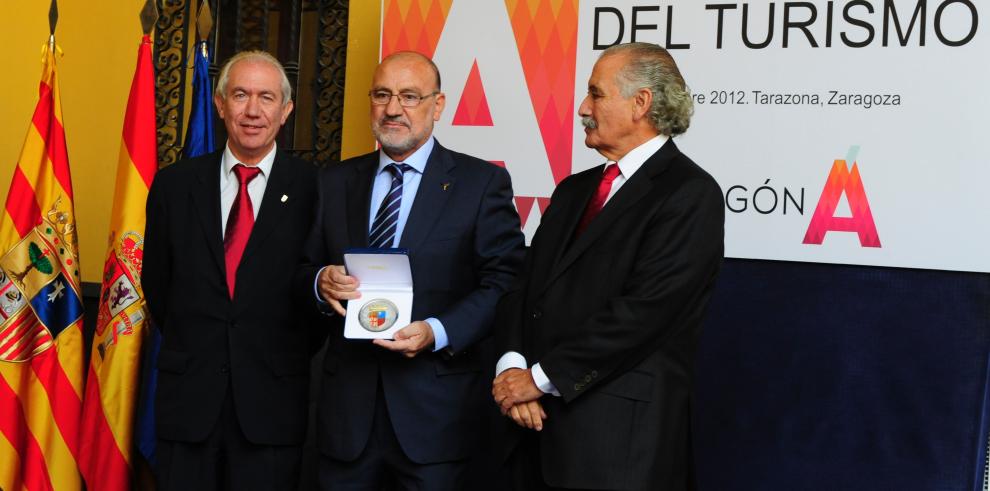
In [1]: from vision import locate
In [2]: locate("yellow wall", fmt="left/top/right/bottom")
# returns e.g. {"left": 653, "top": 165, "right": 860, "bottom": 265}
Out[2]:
{"left": 342, "top": 1, "right": 381, "bottom": 159}
{"left": 0, "top": 1, "right": 147, "bottom": 284}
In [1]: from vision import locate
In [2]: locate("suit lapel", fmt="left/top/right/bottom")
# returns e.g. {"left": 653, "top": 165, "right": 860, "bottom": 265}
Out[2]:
{"left": 240, "top": 150, "right": 296, "bottom": 263}
{"left": 398, "top": 143, "right": 454, "bottom": 250}
{"left": 538, "top": 140, "right": 679, "bottom": 294}
{"left": 346, "top": 154, "right": 377, "bottom": 247}
{"left": 529, "top": 168, "right": 600, "bottom": 290}
{"left": 189, "top": 151, "right": 225, "bottom": 277}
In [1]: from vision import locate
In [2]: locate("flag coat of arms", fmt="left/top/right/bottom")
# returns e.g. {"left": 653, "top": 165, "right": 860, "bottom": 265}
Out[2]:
{"left": 0, "top": 40, "right": 85, "bottom": 491}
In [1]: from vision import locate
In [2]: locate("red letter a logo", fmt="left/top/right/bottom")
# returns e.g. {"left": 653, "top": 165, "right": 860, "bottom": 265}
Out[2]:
{"left": 803, "top": 160, "right": 881, "bottom": 247}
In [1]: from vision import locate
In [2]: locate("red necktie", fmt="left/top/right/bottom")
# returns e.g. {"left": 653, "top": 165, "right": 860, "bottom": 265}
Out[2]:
{"left": 574, "top": 162, "right": 620, "bottom": 237}
{"left": 224, "top": 164, "right": 262, "bottom": 298}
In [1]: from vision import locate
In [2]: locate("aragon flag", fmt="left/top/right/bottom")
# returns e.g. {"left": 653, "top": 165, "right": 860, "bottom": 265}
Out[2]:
{"left": 0, "top": 39, "right": 85, "bottom": 491}
{"left": 78, "top": 34, "right": 158, "bottom": 490}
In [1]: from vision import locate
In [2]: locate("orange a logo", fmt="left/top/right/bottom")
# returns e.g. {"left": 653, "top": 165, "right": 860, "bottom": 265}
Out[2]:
{"left": 803, "top": 158, "right": 881, "bottom": 248}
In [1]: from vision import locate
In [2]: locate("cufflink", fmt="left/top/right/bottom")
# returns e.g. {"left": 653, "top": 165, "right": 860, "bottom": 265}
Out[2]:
{"left": 281, "top": 194, "right": 288, "bottom": 202}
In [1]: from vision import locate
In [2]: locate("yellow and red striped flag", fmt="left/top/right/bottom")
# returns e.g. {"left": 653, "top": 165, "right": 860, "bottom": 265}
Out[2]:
{"left": 78, "top": 34, "right": 158, "bottom": 490}
{"left": 0, "top": 39, "right": 86, "bottom": 491}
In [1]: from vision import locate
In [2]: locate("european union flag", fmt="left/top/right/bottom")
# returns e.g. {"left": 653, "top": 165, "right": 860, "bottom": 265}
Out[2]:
{"left": 183, "top": 40, "right": 215, "bottom": 159}
{"left": 135, "top": 325, "right": 161, "bottom": 464}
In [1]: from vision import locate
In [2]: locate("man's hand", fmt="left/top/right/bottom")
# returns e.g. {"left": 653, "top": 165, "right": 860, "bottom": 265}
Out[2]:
{"left": 507, "top": 400, "right": 547, "bottom": 431}
{"left": 373, "top": 321, "right": 434, "bottom": 358}
{"left": 492, "top": 368, "right": 543, "bottom": 412}
{"left": 318, "top": 265, "right": 360, "bottom": 315}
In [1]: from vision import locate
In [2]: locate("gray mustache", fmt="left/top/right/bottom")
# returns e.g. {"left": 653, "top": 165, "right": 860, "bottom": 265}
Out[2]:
{"left": 379, "top": 116, "right": 409, "bottom": 127}
{"left": 581, "top": 116, "right": 597, "bottom": 129}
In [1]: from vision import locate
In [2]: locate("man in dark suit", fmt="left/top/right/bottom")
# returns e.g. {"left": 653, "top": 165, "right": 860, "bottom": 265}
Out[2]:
{"left": 297, "top": 51, "right": 525, "bottom": 489}
{"left": 492, "top": 42, "right": 725, "bottom": 490}
{"left": 143, "top": 50, "right": 318, "bottom": 490}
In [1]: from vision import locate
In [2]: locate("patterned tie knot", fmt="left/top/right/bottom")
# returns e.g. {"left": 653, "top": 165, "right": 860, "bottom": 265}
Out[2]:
{"left": 233, "top": 164, "right": 262, "bottom": 185}
{"left": 386, "top": 162, "right": 413, "bottom": 180}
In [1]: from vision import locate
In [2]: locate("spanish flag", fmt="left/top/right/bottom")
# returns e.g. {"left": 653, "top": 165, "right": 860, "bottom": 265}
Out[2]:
{"left": 79, "top": 35, "right": 158, "bottom": 490}
{"left": 0, "top": 39, "right": 85, "bottom": 491}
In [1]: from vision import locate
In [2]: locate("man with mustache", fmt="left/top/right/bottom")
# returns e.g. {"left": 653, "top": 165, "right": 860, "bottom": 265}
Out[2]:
{"left": 492, "top": 42, "right": 725, "bottom": 490}
{"left": 297, "top": 51, "right": 525, "bottom": 489}
{"left": 144, "top": 51, "right": 319, "bottom": 490}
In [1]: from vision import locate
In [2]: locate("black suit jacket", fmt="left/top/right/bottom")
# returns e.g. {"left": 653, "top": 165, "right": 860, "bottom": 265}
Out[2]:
{"left": 297, "top": 141, "right": 525, "bottom": 464}
{"left": 497, "top": 140, "right": 724, "bottom": 490}
{"left": 143, "top": 149, "right": 319, "bottom": 446}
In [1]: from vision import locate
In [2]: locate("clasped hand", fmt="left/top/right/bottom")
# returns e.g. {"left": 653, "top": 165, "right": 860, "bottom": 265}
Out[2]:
{"left": 492, "top": 368, "right": 547, "bottom": 431}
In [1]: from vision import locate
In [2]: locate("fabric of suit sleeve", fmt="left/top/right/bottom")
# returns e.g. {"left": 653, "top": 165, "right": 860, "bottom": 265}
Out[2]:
{"left": 539, "top": 176, "right": 725, "bottom": 403}
{"left": 494, "top": 178, "right": 558, "bottom": 364}
{"left": 142, "top": 168, "right": 171, "bottom": 332}
{"left": 493, "top": 173, "right": 566, "bottom": 367}
{"left": 294, "top": 166, "right": 337, "bottom": 316}
{"left": 494, "top": 277, "right": 527, "bottom": 359}
{"left": 290, "top": 163, "right": 330, "bottom": 352}
{"left": 434, "top": 165, "right": 524, "bottom": 353}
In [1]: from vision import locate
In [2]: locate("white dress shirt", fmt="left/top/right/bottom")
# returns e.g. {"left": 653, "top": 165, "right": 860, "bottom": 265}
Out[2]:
{"left": 496, "top": 134, "right": 670, "bottom": 396}
{"left": 219, "top": 143, "right": 277, "bottom": 236}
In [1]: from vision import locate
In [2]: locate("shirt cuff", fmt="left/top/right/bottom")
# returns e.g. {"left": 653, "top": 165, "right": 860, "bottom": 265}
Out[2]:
{"left": 531, "top": 363, "right": 560, "bottom": 397}
{"left": 314, "top": 266, "right": 327, "bottom": 303}
{"left": 424, "top": 317, "right": 448, "bottom": 352}
{"left": 313, "top": 266, "right": 334, "bottom": 315}
{"left": 495, "top": 351, "right": 527, "bottom": 377}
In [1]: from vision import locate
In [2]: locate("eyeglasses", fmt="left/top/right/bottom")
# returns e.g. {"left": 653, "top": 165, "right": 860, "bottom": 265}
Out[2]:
{"left": 368, "top": 90, "right": 439, "bottom": 107}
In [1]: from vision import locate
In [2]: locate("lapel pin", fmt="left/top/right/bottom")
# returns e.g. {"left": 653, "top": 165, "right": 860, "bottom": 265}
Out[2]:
{"left": 441, "top": 182, "right": 450, "bottom": 191}
{"left": 281, "top": 194, "right": 288, "bottom": 203}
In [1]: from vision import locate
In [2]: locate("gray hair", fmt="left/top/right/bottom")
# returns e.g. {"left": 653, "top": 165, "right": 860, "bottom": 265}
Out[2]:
{"left": 214, "top": 50, "right": 292, "bottom": 106}
{"left": 601, "top": 43, "right": 693, "bottom": 136}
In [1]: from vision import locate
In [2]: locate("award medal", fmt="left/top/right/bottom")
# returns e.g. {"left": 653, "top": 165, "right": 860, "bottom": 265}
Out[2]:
{"left": 358, "top": 299, "right": 399, "bottom": 332}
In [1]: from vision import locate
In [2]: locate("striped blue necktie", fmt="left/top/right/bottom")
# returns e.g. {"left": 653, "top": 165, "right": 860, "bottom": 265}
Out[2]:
{"left": 368, "top": 163, "right": 413, "bottom": 248}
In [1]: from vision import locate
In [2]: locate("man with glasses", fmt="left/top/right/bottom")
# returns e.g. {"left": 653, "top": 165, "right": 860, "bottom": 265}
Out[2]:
{"left": 297, "top": 51, "right": 525, "bottom": 489}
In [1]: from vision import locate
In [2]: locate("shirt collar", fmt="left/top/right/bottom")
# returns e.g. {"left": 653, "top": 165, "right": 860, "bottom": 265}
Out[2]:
{"left": 377, "top": 136, "right": 435, "bottom": 175}
{"left": 613, "top": 134, "right": 669, "bottom": 179}
{"left": 222, "top": 142, "right": 277, "bottom": 178}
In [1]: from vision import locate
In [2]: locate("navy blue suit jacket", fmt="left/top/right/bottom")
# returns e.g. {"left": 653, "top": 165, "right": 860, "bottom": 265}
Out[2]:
{"left": 298, "top": 141, "right": 525, "bottom": 463}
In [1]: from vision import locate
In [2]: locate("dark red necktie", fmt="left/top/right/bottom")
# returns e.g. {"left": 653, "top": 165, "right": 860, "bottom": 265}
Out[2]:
{"left": 574, "top": 162, "right": 620, "bottom": 237}
{"left": 224, "top": 164, "right": 262, "bottom": 298}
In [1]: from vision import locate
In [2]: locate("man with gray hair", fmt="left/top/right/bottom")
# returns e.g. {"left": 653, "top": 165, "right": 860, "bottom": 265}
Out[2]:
{"left": 143, "top": 50, "right": 319, "bottom": 490}
{"left": 492, "top": 42, "right": 724, "bottom": 490}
